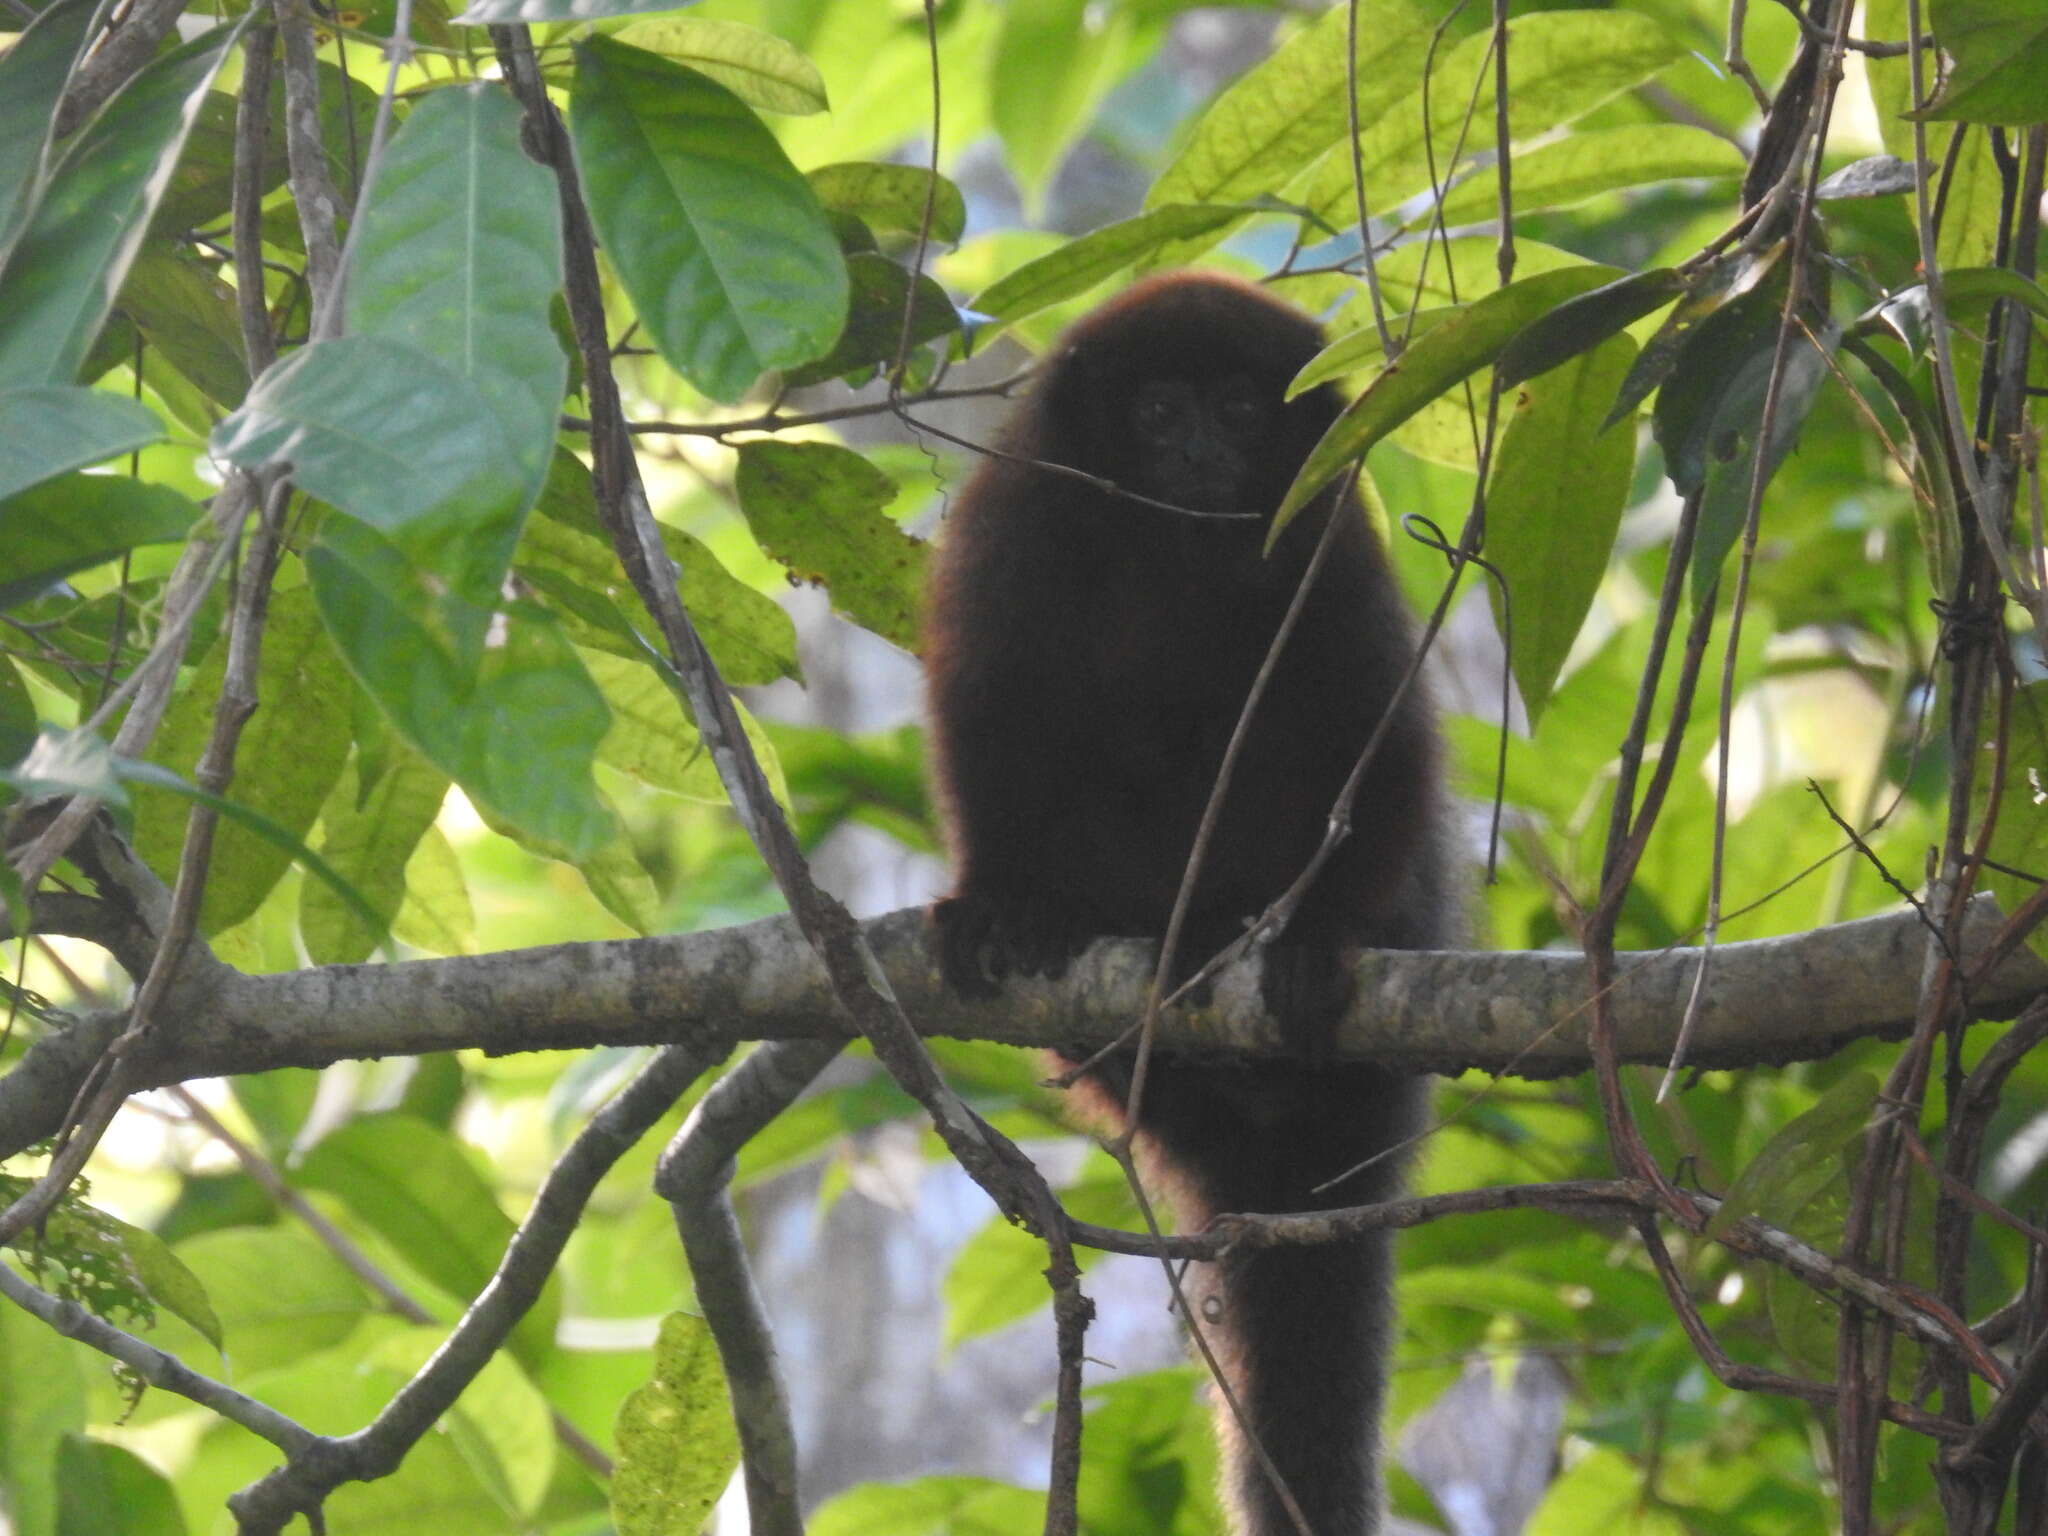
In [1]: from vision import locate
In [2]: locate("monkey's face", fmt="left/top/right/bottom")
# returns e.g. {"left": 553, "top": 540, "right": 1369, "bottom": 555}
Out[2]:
{"left": 1123, "top": 373, "right": 1272, "bottom": 516}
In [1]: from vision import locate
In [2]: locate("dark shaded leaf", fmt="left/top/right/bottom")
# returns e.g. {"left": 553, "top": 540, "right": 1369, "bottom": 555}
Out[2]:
{"left": 781, "top": 252, "right": 960, "bottom": 387}
{"left": 1497, "top": 267, "right": 1684, "bottom": 390}
{"left": 1274, "top": 265, "right": 1618, "bottom": 534}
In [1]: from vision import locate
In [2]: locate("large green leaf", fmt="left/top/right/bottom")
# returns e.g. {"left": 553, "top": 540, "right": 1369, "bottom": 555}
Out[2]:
{"left": 0, "top": 386, "right": 164, "bottom": 505}
{"left": 568, "top": 37, "right": 847, "bottom": 403}
{"left": 151, "top": 66, "right": 379, "bottom": 242}
{"left": 610, "top": 1313, "right": 741, "bottom": 1536}
{"left": 941, "top": 1150, "right": 1132, "bottom": 1349}
{"left": 1486, "top": 334, "right": 1638, "bottom": 725}
{"left": 1274, "top": 265, "right": 1619, "bottom": 532}
{"left": 1914, "top": 0, "right": 2048, "bottom": 125}
{"left": 301, "top": 744, "right": 450, "bottom": 965}
{"left": 295, "top": 1112, "right": 560, "bottom": 1365}
{"left": 808, "top": 162, "right": 967, "bottom": 246}
{"left": 0, "top": 25, "right": 237, "bottom": 388}
{"left": 809, "top": 1476, "right": 1043, "bottom": 1536}
{"left": 108, "top": 248, "right": 250, "bottom": 410}
{"left": 615, "top": 16, "right": 829, "bottom": 116}
{"left": 969, "top": 204, "right": 1242, "bottom": 327}
{"left": 169, "top": 1227, "right": 371, "bottom": 1375}
{"left": 308, "top": 516, "right": 614, "bottom": 858}
{"left": 1075, "top": 1371, "right": 1221, "bottom": 1536}
{"left": 0, "top": 1302, "right": 88, "bottom": 1536}
{"left": 213, "top": 336, "right": 528, "bottom": 605}
{"left": 134, "top": 585, "right": 353, "bottom": 934}
{"left": 991, "top": 0, "right": 1149, "bottom": 203}
{"left": 526, "top": 447, "right": 800, "bottom": 686}
{"left": 1430, "top": 125, "right": 1744, "bottom": 226}
{"left": 781, "top": 252, "right": 959, "bottom": 387}
{"left": 55, "top": 1435, "right": 188, "bottom": 1536}
{"left": 1144, "top": 0, "right": 1448, "bottom": 233}
{"left": 345, "top": 83, "right": 565, "bottom": 514}
{"left": 0, "top": 0, "right": 98, "bottom": 264}
{"left": 734, "top": 441, "right": 928, "bottom": 651}
{"left": 1299, "top": 11, "right": 1685, "bottom": 227}
{"left": 1705, "top": 1072, "right": 1880, "bottom": 1240}
{"left": 0, "top": 472, "right": 197, "bottom": 610}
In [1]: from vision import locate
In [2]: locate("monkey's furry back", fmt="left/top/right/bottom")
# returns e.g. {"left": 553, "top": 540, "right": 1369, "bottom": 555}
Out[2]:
{"left": 923, "top": 272, "right": 1462, "bottom": 1536}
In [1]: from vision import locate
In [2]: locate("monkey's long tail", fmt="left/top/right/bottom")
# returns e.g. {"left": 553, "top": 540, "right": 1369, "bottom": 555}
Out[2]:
{"left": 1131, "top": 1059, "right": 1426, "bottom": 1536}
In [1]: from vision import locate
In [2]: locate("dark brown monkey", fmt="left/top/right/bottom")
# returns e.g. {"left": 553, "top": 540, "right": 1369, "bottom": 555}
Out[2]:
{"left": 922, "top": 272, "right": 1459, "bottom": 1535}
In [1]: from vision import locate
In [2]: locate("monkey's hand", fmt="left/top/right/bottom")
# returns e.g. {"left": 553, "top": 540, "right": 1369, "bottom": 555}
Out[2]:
{"left": 932, "top": 893, "right": 1097, "bottom": 997}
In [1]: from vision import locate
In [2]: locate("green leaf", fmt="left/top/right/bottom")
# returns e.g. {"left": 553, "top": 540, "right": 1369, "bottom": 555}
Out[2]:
{"left": 1974, "top": 680, "right": 2048, "bottom": 964}
{"left": 526, "top": 448, "right": 800, "bottom": 686}
{"left": 781, "top": 251, "right": 960, "bottom": 387}
{"left": 568, "top": 37, "right": 848, "bottom": 403}
{"left": 1430, "top": 125, "right": 1743, "bottom": 226}
{"left": 1488, "top": 334, "right": 1638, "bottom": 725}
{"left": 1912, "top": 0, "right": 2048, "bottom": 125}
{"left": 1076, "top": 1371, "right": 1221, "bottom": 1536}
{"left": 0, "top": 473, "right": 198, "bottom": 610}
{"left": 388, "top": 825, "right": 476, "bottom": 956}
{"left": 344, "top": 83, "right": 566, "bottom": 514}
{"left": 133, "top": 584, "right": 353, "bottom": 932}
{"left": 56, "top": 1435, "right": 189, "bottom": 1536}
{"left": 1299, "top": 11, "right": 1685, "bottom": 227}
{"left": 3, "top": 729, "right": 391, "bottom": 944}
{"left": 3, "top": 1186, "right": 223, "bottom": 1350}
{"left": 170, "top": 1227, "right": 371, "bottom": 1374}
{"left": 1705, "top": 1072, "right": 1880, "bottom": 1239}
{"left": 610, "top": 1313, "right": 741, "bottom": 1536}
{"left": 810, "top": 1476, "right": 1044, "bottom": 1536}
{"left": 214, "top": 337, "right": 526, "bottom": 580}
{"left": 308, "top": 518, "right": 615, "bottom": 859}
{"left": 1605, "top": 244, "right": 1788, "bottom": 431}
{"left": 1145, "top": 0, "right": 1449, "bottom": 224}
{"left": 1274, "top": 264, "right": 1619, "bottom": 534}
{"left": 734, "top": 440, "right": 928, "bottom": 651}
{"left": 1497, "top": 268, "right": 1685, "bottom": 391}
{"left": 1944, "top": 265, "right": 2048, "bottom": 328}
{"left": 1284, "top": 307, "right": 1459, "bottom": 400}
{"left": 969, "top": 204, "right": 1243, "bottom": 327}
{"left": 991, "top": 0, "right": 1146, "bottom": 203}
{"left": 301, "top": 742, "right": 450, "bottom": 965}
{"left": 366, "top": 1329, "right": 555, "bottom": 1517}
{"left": 0, "top": 0, "right": 98, "bottom": 264}
{"left": 942, "top": 1151, "right": 1133, "bottom": 1348}
{"left": 616, "top": 17, "right": 830, "bottom": 116}
{"left": 152, "top": 68, "right": 379, "bottom": 242}
{"left": 0, "top": 386, "right": 164, "bottom": 505}
{"left": 110, "top": 248, "right": 249, "bottom": 409}
{"left": 296, "top": 1112, "right": 560, "bottom": 1365}
{"left": 808, "top": 162, "right": 967, "bottom": 246}
{"left": 581, "top": 647, "right": 704, "bottom": 795}
{"left": 0, "top": 1302, "right": 88, "bottom": 1536}
{"left": 1844, "top": 336, "right": 1959, "bottom": 596}
{"left": 0, "top": 25, "right": 237, "bottom": 388}
{"left": 1646, "top": 263, "right": 1837, "bottom": 603}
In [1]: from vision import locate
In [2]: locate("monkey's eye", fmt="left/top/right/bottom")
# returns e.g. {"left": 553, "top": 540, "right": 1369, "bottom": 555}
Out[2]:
{"left": 1212, "top": 377, "right": 1264, "bottom": 434}
{"left": 1132, "top": 391, "right": 1179, "bottom": 435}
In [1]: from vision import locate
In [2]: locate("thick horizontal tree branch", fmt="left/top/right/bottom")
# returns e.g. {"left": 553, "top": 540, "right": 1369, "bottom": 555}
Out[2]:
{"left": 7, "top": 897, "right": 2043, "bottom": 1159}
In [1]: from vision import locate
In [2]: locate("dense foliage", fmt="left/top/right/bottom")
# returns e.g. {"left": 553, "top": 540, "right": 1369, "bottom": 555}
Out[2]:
{"left": 2, "top": 0, "right": 2046, "bottom": 1532}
